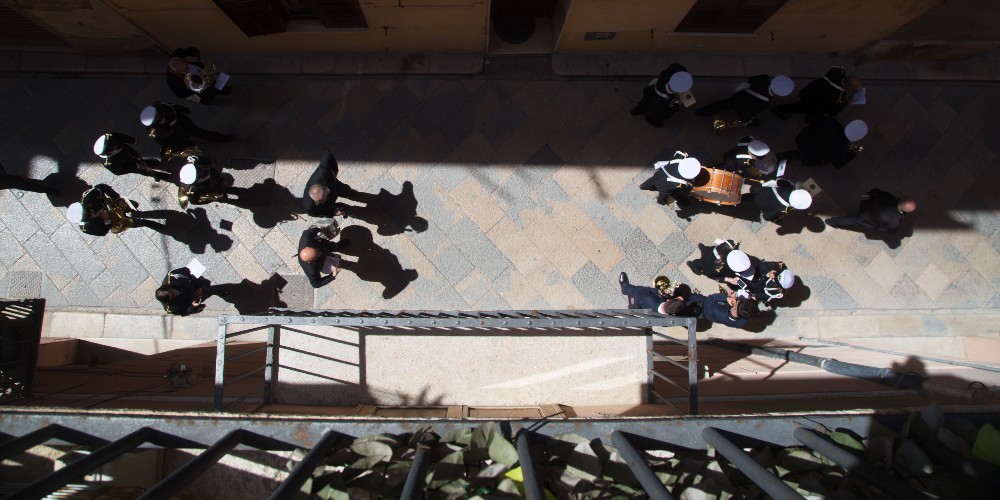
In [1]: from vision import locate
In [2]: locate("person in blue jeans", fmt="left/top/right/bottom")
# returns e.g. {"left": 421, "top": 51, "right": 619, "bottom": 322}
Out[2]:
{"left": 618, "top": 272, "right": 686, "bottom": 316}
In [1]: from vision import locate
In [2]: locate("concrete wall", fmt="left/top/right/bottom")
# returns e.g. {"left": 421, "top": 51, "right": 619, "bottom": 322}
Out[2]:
{"left": 554, "top": 0, "right": 941, "bottom": 56}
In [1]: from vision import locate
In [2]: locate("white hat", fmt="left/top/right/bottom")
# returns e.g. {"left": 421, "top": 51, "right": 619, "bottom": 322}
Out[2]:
{"left": 748, "top": 140, "right": 770, "bottom": 157}
{"left": 67, "top": 203, "right": 84, "bottom": 224}
{"left": 94, "top": 134, "right": 121, "bottom": 157}
{"left": 778, "top": 269, "right": 795, "bottom": 289}
{"left": 769, "top": 75, "right": 794, "bottom": 97}
{"left": 179, "top": 164, "right": 197, "bottom": 184}
{"left": 789, "top": 189, "right": 813, "bottom": 210}
{"left": 678, "top": 157, "right": 701, "bottom": 179}
{"left": 727, "top": 250, "right": 751, "bottom": 273}
{"left": 667, "top": 71, "right": 693, "bottom": 93}
{"left": 140, "top": 106, "right": 158, "bottom": 126}
{"left": 844, "top": 119, "right": 868, "bottom": 142}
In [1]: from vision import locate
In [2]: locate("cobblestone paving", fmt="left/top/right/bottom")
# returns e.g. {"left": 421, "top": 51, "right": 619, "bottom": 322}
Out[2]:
{"left": 1, "top": 74, "right": 999, "bottom": 316}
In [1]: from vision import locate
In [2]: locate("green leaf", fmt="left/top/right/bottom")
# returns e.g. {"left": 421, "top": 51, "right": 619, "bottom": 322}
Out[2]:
{"left": 655, "top": 471, "right": 678, "bottom": 486}
{"left": 475, "top": 462, "right": 508, "bottom": 480}
{"left": 894, "top": 439, "right": 933, "bottom": 476}
{"left": 349, "top": 453, "right": 390, "bottom": 470}
{"left": 938, "top": 427, "right": 971, "bottom": 457}
{"left": 441, "top": 428, "right": 472, "bottom": 446}
{"left": 316, "top": 484, "right": 349, "bottom": 500}
{"left": 428, "top": 451, "right": 466, "bottom": 490}
{"left": 777, "top": 449, "right": 826, "bottom": 474}
{"left": 489, "top": 434, "right": 519, "bottom": 466}
{"left": 830, "top": 431, "right": 865, "bottom": 453}
{"left": 437, "top": 478, "right": 470, "bottom": 496}
{"left": 469, "top": 422, "right": 497, "bottom": 463}
{"left": 350, "top": 440, "right": 393, "bottom": 460}
{"left": 972, "top": 423, "right": 1000, "bottom": 466}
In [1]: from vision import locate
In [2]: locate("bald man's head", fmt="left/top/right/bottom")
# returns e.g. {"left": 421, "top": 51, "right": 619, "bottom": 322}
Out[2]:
{"left": 898, "top": 197, "right": 917, "bottom": 213}
{"left": 845, "top": 76, "right": 862, "bottom": 93}
{"left": 299, "top": 247, "right": 319, "bottom": 262}
{"left": 309, "top": 184, "right": 330, "bottom": 204}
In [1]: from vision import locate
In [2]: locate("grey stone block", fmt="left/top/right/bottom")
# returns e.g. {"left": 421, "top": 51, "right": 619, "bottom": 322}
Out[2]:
{"left": 571, "top": 262, "right": 615, "bottom": 308}
{"left": 50, "top": 224, "right": 105, "bottom": 281}
{"left": 105, "top": 314, "right": 168, "bottom": 339}
{"left": 20, "top": 53, "right": 86, "bottom": 73}
{"left": 278, "top": 274, "right": 315, "bottom": 309}
{"left": 448, "top": 217, "right": 512, "bottom": 281}
{"left": 658, "top": 230, "right": 696, "bottom": 265}
{"left": 8, "top": 271, "right": 42, "bottom": 298}
{"left": 24, "top": 232, "right": 77, "bottom": 287}
{"left": 434, "top": 243, "right": 475, "bottom": 285}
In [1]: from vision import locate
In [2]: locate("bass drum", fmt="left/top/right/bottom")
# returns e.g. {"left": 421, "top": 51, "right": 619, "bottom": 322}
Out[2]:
{"left": 690, "top": 168, "right": 745, "bottom": 206}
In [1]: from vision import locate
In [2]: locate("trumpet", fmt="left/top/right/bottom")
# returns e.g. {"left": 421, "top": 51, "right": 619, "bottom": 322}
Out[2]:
{"left": 178, "top": 185, "right": 226, "bottom": 210}
{"left": 713, "top": 118, "right": 751, "bottom": 135}
{"left": 184, "top": 64, "right": 217, "bottom": 93}
{"left": 161, "top": 145, "right": 202, "bottom": 162}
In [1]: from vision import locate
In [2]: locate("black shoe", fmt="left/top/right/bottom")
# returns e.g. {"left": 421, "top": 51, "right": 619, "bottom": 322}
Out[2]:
{"left": 686, "top": 261, "right": 703, "bottom": 276}
{"left": 619, "top": 272, "right": 629, "bottom": 291}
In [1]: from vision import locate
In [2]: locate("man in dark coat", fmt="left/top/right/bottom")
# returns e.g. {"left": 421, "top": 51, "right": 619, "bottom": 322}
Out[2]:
{"left": 773, "top": 67, "right": 862, "bottom": 119}
{"left": 93, "top": 133, "right": 170, "bottom": 181}
{"left": 68, "top": 184, "right": 166, "bottom": 236}
{"left": 178, "top": 157, "right": 229, "bottom": 206}
{"left": 778, "top": 117, "right": 867, "bottom": 169}
{"left": 639, "top": 152, "right": 701, "bottom": 205}
{"left": 141, "top": 101, "right": 233, "bottom": 155}
{"left": 695, "top": 74, "right": 793, "bottom": 125}
{"left": 826, "top": 188, "right": 916, "bottom": 234}
{"left": 302, "top": 151, "right": 358, "bottom": 217}
{"left": 155, "top": 267, "right": 225, "bottom": 315}
{"left": 298, "top": 226, "right": 348, "bottom": 288}
{"left": 631, "top": 63, "right": 693, "bottom": 128}
{"left": 719, "top": 136, "right": 776, "bottom": 179}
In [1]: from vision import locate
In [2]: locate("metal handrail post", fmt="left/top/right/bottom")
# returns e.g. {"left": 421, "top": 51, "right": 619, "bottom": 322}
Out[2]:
{"left": 264, "top": 325, "right": 279, "bottom": 405}
{"left": 686, "top": 317, "right": 698, "bottom": 415}
{"left": 214, "top": 319, "right": 228, "bottom": 411}
{"left": 610, "top": 431, "right": 673, "bottom": 500}
{"left": 516, "top": 432, "right": 544, "bottom": 500}
{"left": 701, "top": 427, "right": 802, "bottom": 500}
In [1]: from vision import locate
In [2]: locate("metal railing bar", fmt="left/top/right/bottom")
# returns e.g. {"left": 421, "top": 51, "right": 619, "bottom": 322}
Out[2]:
{"left": 516, "top": 432, "right": 544, "bottom": 500}
{"left": 650, "top": 332, "right": 687, "bottom": 345}
{"left": 214, "top": 323, "right": 227, "bottom": 411}
{"left": 139, "top": 430, "right": 246, "bottom": 500}
{"left": 649, "top": 370, "right": 690, "bottom": 394}
{"left": 793, "top": 427, "right": 931, "bottom": 500}
{"left": 610, "top": 431, "right": 674, "bottom": 500}
{"left": 223, "top": 365, "right": 267, "bottom": 387}
{"left": 650, "top": 352, "right": 689, "bottom": 371}
{"left": 223, "top": 344, "right": 269, "bottom": 363}
{"left": 0, "top": 425, "right": 109, "bottom": 462}
{"left": 279, "top": 345, "right": 360, "bottom": 367}
{"left": 271, "top": 430, "right": 342, "bottom": 500}
{"left": 223, "top": 324, "right": 271, "bottom": 338}
{"left": 278, "top": 327, "right": 360, "bottom": 347}
{"left": 702, "top": 427, "right": 802, "bottom": 500}
{"left": 686, "top": 320, "right": 699, "bottom": 416}
{"left": 221, "top": 385, "right": 267, "bottom": 412}
{"left": 276, "top": 364, "right": 360, "bottom": 385}
{"left": 400, "top": 442, "right": 429, "bottom": 500}
{"left": 798, "top": 337, "right": 1000, "bottom": 374}
{"left": 648, "top": 389, "right": 686, "bottom": 415}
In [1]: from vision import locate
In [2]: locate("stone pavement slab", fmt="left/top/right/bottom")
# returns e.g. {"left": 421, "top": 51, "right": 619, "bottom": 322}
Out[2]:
{"left": 1, "top": 69, "right": 999, "bottom": 340}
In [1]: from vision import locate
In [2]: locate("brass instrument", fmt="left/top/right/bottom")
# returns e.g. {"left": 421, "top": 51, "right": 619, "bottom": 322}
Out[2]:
{"left": 161, "top": 145, "right": 202, "bottom": 162}
{"left": 848, "top": 144, "right": 864, "bottom": 153}
{"left": 103, "top": 193, "right": 133, "bottom": 234}
{"left": 313, "top": 219, "right": 342, "bottom": 243}
{"left": 713, "top": 118, "right": 751, "bottom": 135}
{"left": 184, "top": 64, "right": 217, "bottom": 93}
{"left": 178, "top": 184, "right": 226, "bottom": 210}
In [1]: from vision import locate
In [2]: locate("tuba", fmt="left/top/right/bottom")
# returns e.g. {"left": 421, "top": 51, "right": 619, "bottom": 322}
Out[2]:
{"left": 184, "top": 64, "right": 217, "bottom": 93}
{"left": 102, "top": 193, "right": 133, "bottom": 234}
{"left": 713, "top": 118, "right": 751, "bottom": 135}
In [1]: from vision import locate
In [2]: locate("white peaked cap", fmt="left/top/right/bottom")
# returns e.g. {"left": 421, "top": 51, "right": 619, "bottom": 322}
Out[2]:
{"left": 678, "top": 157, "right": 701, "bottom": 179}
{"left": 179, "top": 164, "right": 197, "bottom": 184}
{"left": 769, "top": 75, "right": 794, "bottom": 96}
{"left": 67, "top": 203, "right": 84, "bottom": 224}
{"left": 845, "top": 119, "right": 868, "bottom": 142}
{"left": 668, "top": 71, "right": 693, "bottom": 93}
{"left": 140, "top": 106, "right": 157, "bottom": 126}
{"left": 748, "top": 140, "right": 770, "bottom": 156}
{"left": 778, "top": 269, "right": 795, "bottom": 289}
{"left": 789, "top": 189, "right": 813, "bottom": 210}
{"left": 726, "top": 250, "right": 751, "bottom": 273}
{"left": 93, "top": 135, "right": 107, "bottom": 156}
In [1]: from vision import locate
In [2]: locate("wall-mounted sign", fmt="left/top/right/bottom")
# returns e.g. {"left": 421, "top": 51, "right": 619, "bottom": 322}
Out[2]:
{"left": 584, "top": 32, "right": 616, "bottom": 41}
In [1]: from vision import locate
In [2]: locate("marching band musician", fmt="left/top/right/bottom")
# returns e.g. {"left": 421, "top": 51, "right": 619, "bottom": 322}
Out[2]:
{"left": 166, "top": 47, "right": 230, "bottom": 105}
{"left": 720, "top": 137, "right": 776, "bottom": 179}
{"left": 630, "top": 63, "right": 693, "bottom": 128}
{"left": 93, "top": 133, "right": 170, "bottom": 181}
{"left": 686, "top": 288, "right": 758, "bottom": 329}
{"left": 750, "top": 177, "right": 813, "bottom": 223}
{"left": 686, "top": 239, "right": 740, "bottom": 280}
{"left": 178, "top": 157, "right": 229, "bottom": 206}
{"left": 744, "top": 262, "right": 796, "bottom": 305}
{"left": 695, "top": 74, "right": 794, "bottom": 126}
{"left": 778, "top": 117, "right": 867, "bottom": 169}
{"left": 155, "top": 266, "right": 227, "bottom": 316}
{"left": 773, "top": 67, "right": 863, "bottom": 119}
{"left": 67, "top": 183, "right": 165, "bottom": 236}
{"left": 140, "top": 101, "right": 233, "bottom": 156}
{"left": 718, "top": 250, "right": 757, "bottom": 290}
{"left": 618, "top": 272, "right": 687, "bottom": 316}
{"left": 638, "top": 152, "right": 701, "bottom": 206}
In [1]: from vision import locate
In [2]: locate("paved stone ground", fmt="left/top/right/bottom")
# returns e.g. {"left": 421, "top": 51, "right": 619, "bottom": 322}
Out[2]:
{"left": 1, "top": 69, "right": 999, "bottom": 335}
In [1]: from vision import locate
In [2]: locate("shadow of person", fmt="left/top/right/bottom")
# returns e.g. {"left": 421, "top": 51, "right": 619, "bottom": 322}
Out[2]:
{"left": 743, "top": 310, "right": 777, "bottom": 333}
{"left": 141, "top": 207, "right": 233, "bottom": 253}
{"left": 674, "top": 193, "right": 762, "bottom": 224}
{"left": 771, "top": 276, "right": 810, "bottom": 309}
{"left": 347, "top": 181, "right": 429, "bottom": 236}
{"left": 42, "top": 171, "right": 90, "bottom": 208}
{"left": 775, "top": 211, "right": 826, "bottom": 236}
{"left": 226, "top": 178, "right": 303, "bottom": 229}
{"left": 337, "top": 225, "right": 418, "bottom": 299}
{"left": 825, "top": 222, "right": 910, "bottom": 250}
{"left": 212, "top": 274, "right": 289, "bottom": 314}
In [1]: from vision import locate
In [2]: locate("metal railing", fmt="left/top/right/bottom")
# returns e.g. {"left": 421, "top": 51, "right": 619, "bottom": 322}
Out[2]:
{"left": 0, "top": 298, "right": 45, "bottom": 404}
{"left": 214, "top": 309, "right": 698, "bottom": 412}
{"left": 2, "top": 407, "right": 986, "bottom": 499}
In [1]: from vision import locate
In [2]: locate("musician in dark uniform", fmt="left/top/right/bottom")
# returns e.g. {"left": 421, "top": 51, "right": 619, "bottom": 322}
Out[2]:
{"left": 639, "top": 152, "right": 701, "bottom": 205}
{"left": 618, "top": 272, "right": 686, "bottom": 315}
{"left": 742, "top": 262, "right": 795, "bottom": 305}
{"left": 826, "top": 188, "right": 916, "bottom": 234}
{"left": 93, "top": 133, "right": 170, "bottom": 181}
{"left": 302, "top": 150, "right": 358, "bottom": 217}
{"left": 719, "top": 137, "right": 776, "bottom": 179}
{"left": 631, "top": 63, "right": 693, "bottom": 128}
{"left": 140, "top": 101, "right": 233, "bottom": 155}
{"left": 695, "top": 74, "right": 793, "bottom": 125}
{"left": 778, "top": 117, "right": 867, "bottom": 169}
{"left": 298, "top": 226, "right": 348, "bottom": 288}
{"left": 155, "top": 267, "right": 227, "bottom": 316}
{"left": 167, "top": 47, "right": 230, "bottom": 105}
{"left": 773, "top": 67, "right": 862, "bottom": 119}
{"left": 686, "top": 290, "right": 757, "bottom": 329}
{"left": 751, "top": 178, "right": 813, "bottom": 223}
{"left": 0, "top": 162, "right": 58, "bottom": 195}
{"left": 178, "top": 157, "right": 229, "bottom": 206}
{"left": 687, "top": 239, "right": 739, "bottom": 280}
{"left": 67, "top": 184, "right": 166, "bottom": 236}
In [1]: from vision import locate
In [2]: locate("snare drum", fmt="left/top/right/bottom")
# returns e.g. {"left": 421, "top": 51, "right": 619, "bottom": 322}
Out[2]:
{"left": 691, "top": 168, "right": 745, "bottom": 206}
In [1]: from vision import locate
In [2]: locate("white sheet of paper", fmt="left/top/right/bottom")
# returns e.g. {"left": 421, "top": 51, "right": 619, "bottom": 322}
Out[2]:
{"left": 851, "top": 87, "right": 866, "bottom": 105}
{"left": 186, "top": 258, "right": 206, "bottom": 278}
{"left": 214, "top": 72, "right": 230, "bottom": 90}
{"left": 321, "top": 255, "right": 341, "bottom": 275}
{"left": 776, "top": 160, "right": 787, "bottom": 178}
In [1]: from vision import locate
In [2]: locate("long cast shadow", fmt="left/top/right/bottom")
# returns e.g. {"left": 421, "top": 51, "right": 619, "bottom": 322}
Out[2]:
{"left": 212, "top": 274, "right": 289, "bottom": 314}
{"left": 337, "top": 225, "right": 418, "bottom": 300}
{"left": 225, "top": 178, "right": 302, "bottom": 229}
{"left": 346, "top": 181, "right": 429, "bottom": 236}
{"left": 141, "top": 207, "right": 234, "bottom": 253}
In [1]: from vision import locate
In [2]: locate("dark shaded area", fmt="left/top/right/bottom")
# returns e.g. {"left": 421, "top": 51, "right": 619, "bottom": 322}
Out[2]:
{"left": 675, "top": 193, "right": 763, "bottom": 224}
{"left": 774, "top": 210, "right": 827, "bottom": 236}
{"left": 213, "top": 274, "right": 288, "bottom": 314}
{"left": 141, "top": 207, "right": 234, "bottom": 253}
{"left": 41, "top": 169, "right": 90, "bottom": 208}
{"left": 337, "top": 225, "right": 418, "bottom": 300}
{"left": 225, "top": 178, "right": 302, "bottom": 229}
{"left": 347, "top": 181, "right": 429, "bottom": 236}
{"left": 824, "top": 221, "right": 913, "bottom": 250}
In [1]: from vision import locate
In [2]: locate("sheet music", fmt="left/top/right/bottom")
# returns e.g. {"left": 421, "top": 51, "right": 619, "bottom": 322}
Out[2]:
{"left": 321, "top": 255, "right": 341, "bottom": 275}
{"left": 186, "top": 258, "right": 206, "bottom": 278}
{"left": 214, "top": 72, "right": 230, "bottom": 90}
{"left": 851, "top": 87, "right": 866, "bottom": 105}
